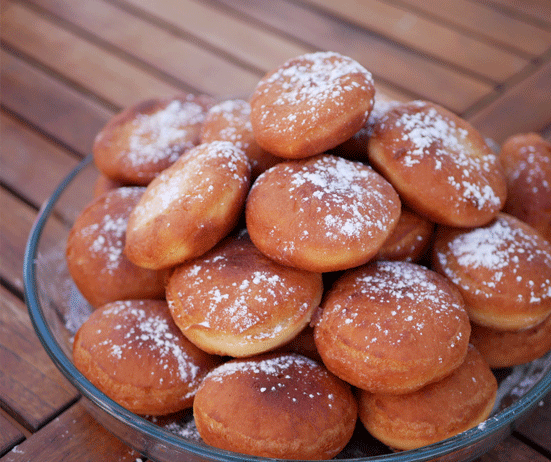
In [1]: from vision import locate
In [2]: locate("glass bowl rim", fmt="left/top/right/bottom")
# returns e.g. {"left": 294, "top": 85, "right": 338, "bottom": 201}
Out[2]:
{"left": 23, "top": 155, "right": 551, "bottom": 462}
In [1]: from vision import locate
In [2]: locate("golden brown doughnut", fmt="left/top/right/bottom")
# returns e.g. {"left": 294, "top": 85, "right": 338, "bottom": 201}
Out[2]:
{"left": 500, "top": 132, "right": 551, "bottom": 243}
{"left": 66, "top": 187, "right": 169, "bottom": 308}
{"left": 314, "top": 260, "right": 471, "bottom": 394}
{"left": 93, "top": 174, "right": 125, "bottom": 198}
{"left": 199, "top": 99, "right": 283, "bottom": 179}
{"left": 193, "top": 352, "right": 358, "bottom": 460}
{"left": 375, "top": 207, "right": 434, "bottom": 262}
{"left": 73, "top": 299, "right": 222, "bottom": 415}
{"left": 125, "top": 141, "right": 251, "bottom": 270}
{"left": 470, "top": 314, "right": 551, "bottom": 368}
{"left": 432, "top": 212, "right": 551, "bottom": 331}
{"left": 166, "top": 230, "right": 323, "bottom": 357}
{"left": 93, "top": 93, "right": 214, "bottom": 185}
{"left": 358, "top": 345, "right": 497, "bottom": 451}
{"left": 368, "top": 100, "right": 507, "bottom": 227}
{"left": 250, "top": 51, "right": 375, "bottom": 159}
{"left": 245, "top": 153, "right": 401, "bottom": 272}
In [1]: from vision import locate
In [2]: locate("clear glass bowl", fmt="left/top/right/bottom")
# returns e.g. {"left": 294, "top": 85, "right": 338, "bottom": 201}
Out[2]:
{"left": 24, "top": 155, "right": 551, "bottom": 462}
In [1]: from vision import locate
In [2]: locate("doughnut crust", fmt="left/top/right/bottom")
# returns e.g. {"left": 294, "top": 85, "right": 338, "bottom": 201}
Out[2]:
{"left": 66, "top": 187, "right": 168, "bottom": 308}
{"left": 246, "top": 154, "right": 401, "bottom": 273}
{"left": 125, "top": 141, "right": 251, "bottom": 269}
{"left": 93, "top": 93, "right": 213, "bottom": 185}
{"left": 470, "top": 315, "right": 551, "bottom": 368}
{"left": 193, "top": 352, "right": 357, "bottom": 460}
{"left": 432, "top": 213, "right": 551, "bottom": 331}
{"left": 358, "top": 345, "right": 497, "bottom": 451}
{"left": 250, "top": 51, "right": 375, "bottom": 159}
{"left": 314, "top": 260, "right": 471, "bottom": 394}
{"left": 199, "top": 99, "right": 283, "bottom": 179}
{"left": 368, "top": 100, "right": 507, "bottom": 227}
{"left": 500, "top": 132, "right": 551, "bottom": 243}
{"left": 73, "top": 300, "right": 222, "bottom": 415}
{"left": 166, "top": 231, "right": 323, "bottom": 357}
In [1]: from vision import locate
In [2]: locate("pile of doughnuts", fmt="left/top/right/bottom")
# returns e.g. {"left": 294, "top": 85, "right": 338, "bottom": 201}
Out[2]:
{"left": 67, "top": 51, "right": 551, "bottom": 460}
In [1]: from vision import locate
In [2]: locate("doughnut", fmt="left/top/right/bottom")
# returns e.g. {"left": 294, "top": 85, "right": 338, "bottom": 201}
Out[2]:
{"left": 314, "top": 260, "right": 471, "bottom": 394}
{"left": 375, "top": 207, "right": 434, "bottom": 262}
{"left": 93, "top": 174, "right": 124, "bottom": 198}
{"left": 250, "top": 51, "right": 375, "bottom": 159}
{"left": 124, "top": 141, "right": 251, "bottom": 270}
{"left": 358, "top": 345, "right": 497, "bottom": 451}
{"left": 199, "top": 99, "right": 283, "bottom": 179}
{"left": 367, "top": 100, "right": 507, "bottom": 227}
{"left": 245, "top": 153, "right": 401, "bottom": 273}
{"left": 65, "top": 187, "right": 169, "bottom": 308}
{"left": 432, "top": 212, "right": 551, "bottom": 331}
{"left": 193, "top": 352, "right": 357, "bottom": 460}
{"left": 470, "top": 315, "right": 551, "bottom": 368}
{"left": 93, "top": 93, "right": 214, "bottom": 185}
{"left": 500, "top": 132, "right": 551, "bottom": 243}
{"left": 72, "top": 299, "right": 222, "bottom": 415}
{"left": 165, "top": 230, "right": 323, "bottom": 357}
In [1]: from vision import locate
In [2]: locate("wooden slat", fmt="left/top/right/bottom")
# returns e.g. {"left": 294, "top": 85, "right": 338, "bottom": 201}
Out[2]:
{"left": 516, "top": 396, "right": 551, "bottom": 453}
{"left": 468, "top": 58, "right": 551, "bottom": 143}
{"left": 214, "top": 0, "right": 495, "bottom": 114}
{"left": 481, "top": 0, "right": 551, "bottom": 27}
{"left": 0, "top": 286, "right": 78, "bottom": 432}
{"left": 0, "top": 413, "right": 25, "bottom": 458}
{"left": 1, "top": 0, "right": 184, "bottom": 109}
{"left": 477, "top": 435, "right": 551, "bottom": 461}
{"left": 298, "top": 0, "right": 528, "bottom": 82}
{"left": 1, "top": 49, "right": 113, "bottom": 157}
{"left": 394, "top": 0, "right": 551, "bottom": 57}
{"left": 1, "top": 402, "right": 141, "bottom": 462}
{"left": 0, "top": 112, "right": 79, "bottom": 207}
{"left": 26, "top": 0, "right": 262, "bottom": 98}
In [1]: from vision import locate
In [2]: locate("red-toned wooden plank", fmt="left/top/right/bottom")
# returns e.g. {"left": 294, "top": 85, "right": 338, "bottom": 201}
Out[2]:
{"left": 477, "top": 435, "right": 551, "bottom": 461}
{"left": 0, "top": 413, "right": 25, "bottom": 458}
{"left": 516, "top": 394, "right": 551, "bottom": 453}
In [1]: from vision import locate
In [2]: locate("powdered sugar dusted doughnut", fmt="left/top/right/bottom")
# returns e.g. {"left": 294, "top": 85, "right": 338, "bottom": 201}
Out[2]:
{"left": 200, "top": 99, "right": 283, "bottom": 179}
{"left": 368, "top": 100, "right": 507, "bottom": 227}
{"left": 93, "top": 93, "right": 214, "bottom": 185}
{"left": 432, "top": 213, "right": 551, "bottom": 331}
{"left": 193, "top": 352, "right": 357, "bottom": 460}
{"left": 246, "top": 154, "right": 401, "bottom": 272}
{"left": 314, "top": 260, "right": 471, "bottom": 394}
{"left": 500, "top": 132, "right": 551, "bottom": 243}
{"left": 73, "top": 300, "right": 222, "bottom": 415}
{"left": 66, "top": 187, "right": 168, "bottom": 308}
{"left": 358, "top": 345, "right": 497, "bottom": 450}
{"left": 125, "top": 141, "right": 251, "bottom": 269}
{"left": 166, "top": 231, "right": 323, "bottom": 357}
{"left": 250, "top": 51, "right": 375, "bottom": 159}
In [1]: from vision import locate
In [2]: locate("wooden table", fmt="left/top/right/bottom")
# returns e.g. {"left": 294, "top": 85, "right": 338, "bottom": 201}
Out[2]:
{"left": 1, "top": 0, "right": 551, "bottom": 460}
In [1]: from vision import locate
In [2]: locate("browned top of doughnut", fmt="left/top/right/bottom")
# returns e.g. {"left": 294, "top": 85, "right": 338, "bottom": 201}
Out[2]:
{"left": 246, "top": 154, "right": 401, "bottom": 272}
{"left": 315, "top": 260, "right": 470, "bottom": 393}
{"left": 166, "top": 231, "right": 323, "bottom": 357}
{"left": 432, "top": 213, "right": 551, "bottom": 330}
{"left": 368, "top": 100, "right": 507, "bottom": 227}
{"left": 250, "top": 51, "right": 375, "bottom": 159}
{"left": 193, "top": 352, "right": 357, "bottom": 460}
{"left": 93, "top": 93, "right": 214, "bottom": 185}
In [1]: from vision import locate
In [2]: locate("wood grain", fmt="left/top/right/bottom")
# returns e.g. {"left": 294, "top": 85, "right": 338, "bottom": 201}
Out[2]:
{"left": 0, "top": 413, "right": 25, "bottom": 458}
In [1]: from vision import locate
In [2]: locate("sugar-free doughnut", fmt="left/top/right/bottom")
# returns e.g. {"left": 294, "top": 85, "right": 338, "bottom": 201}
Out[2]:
{"left": 66, "top": 187, "right": 168, "bottom": 308}
{"left": 314, "top": 260, "right": 471, "bottom": 394}
{"left": 358, "top": 345, "right": 497, "bottom": 451}
{"left": 250, "top": 51, "right": 375, "bottom": 159}
{"left": 93, "top": 93, "right": 214, "bottom": 185}
{"left": 246, "top": 153, "right": 401, "bottom": 273}
{"left": 125, "top": 141, "right": 251, "bottom": 269}
{"left": 368, "top": 100, "right": 507, "bottom": 227}
{"left": 193, "top": 352, "right": 357, "bottom": 460}
{"left": 432, "top": 213, "right": 551, "bottom": 331}
{"left": 73, "top": 300, "right": 222, "bottom": 415}
{"left": 500, "top": 132, "right": 551, "bottom": 243}
{"left": 200, "top": 99, "right": 282, "bottom": 179}
{"left": 166, "top": 231, "right": 323, "bottom": 357}
{"left": 470, "top": 315, "right": 551, "bottom": 368}
{"left": 375, "top": 207, "right": 434, "bottom": 262}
